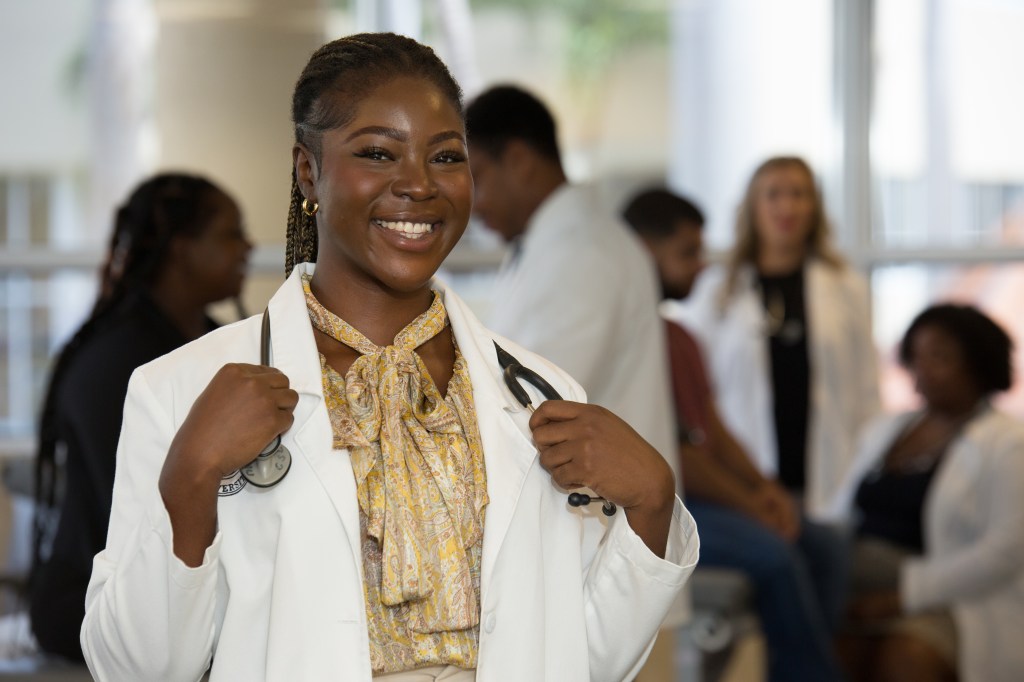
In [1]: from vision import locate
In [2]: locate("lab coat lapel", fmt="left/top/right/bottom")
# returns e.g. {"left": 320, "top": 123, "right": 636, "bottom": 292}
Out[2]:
{"left": 736, "top": 265, "right": 778, "bottom": 474}
{"left": 439, "top": 282, "right": 539, "bottom": 591}
{"left": 266, "top": 263, "right": 362, "bottom": 569}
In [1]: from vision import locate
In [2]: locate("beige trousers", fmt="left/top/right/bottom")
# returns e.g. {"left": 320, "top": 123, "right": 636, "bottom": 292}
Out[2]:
{"left": 374, "top": 666, "right": 475, "bottom": 681}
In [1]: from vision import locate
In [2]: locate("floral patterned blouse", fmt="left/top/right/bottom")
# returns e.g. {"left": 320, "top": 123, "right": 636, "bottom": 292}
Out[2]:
{"left": 302, "top": 276, "right": 488, "bottom": 674}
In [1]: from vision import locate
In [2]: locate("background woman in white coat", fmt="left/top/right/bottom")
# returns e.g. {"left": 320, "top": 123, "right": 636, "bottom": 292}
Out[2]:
{"left": 667, "top": 156, "right": 879, "bottom": 630}
{"left": 834, "top": 304, "right": 1024, "bottom": 682}
{"left": 80, "top": 33, "right": 697, "bottom": 682}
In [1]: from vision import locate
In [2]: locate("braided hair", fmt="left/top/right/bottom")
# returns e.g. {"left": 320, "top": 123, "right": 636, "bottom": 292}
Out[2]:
{"left": 285, "top": 32, "right": 464, "bottom": 275}
{"left": 32, "top": 173, "right": 224, "bottom": 566}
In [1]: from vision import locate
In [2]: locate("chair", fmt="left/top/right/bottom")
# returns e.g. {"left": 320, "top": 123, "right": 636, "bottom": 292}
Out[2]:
{"left": 677, "top": 567, "right": 759, "bottom": 682}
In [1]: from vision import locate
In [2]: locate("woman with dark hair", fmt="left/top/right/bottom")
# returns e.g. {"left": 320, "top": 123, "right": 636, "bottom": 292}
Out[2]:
{"left": 80, "top": 33, "right": 696, "bottom": 682}
{"left": 832, "top": 304, "right": 1024, "bottom": 682}
{"left": 28, "top": 173, "right": 251, "bottom": 660}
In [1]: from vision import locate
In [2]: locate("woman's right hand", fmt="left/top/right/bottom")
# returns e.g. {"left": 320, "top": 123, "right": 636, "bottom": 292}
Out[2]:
{"left": 158, "top": 363, "right": 299, "bottom": 566}
{"left": 166, "top": 363, "right": 299, "bottom": 484}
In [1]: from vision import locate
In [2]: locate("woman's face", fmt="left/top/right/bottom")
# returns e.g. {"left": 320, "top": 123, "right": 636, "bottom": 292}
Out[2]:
{"left": 303, "top": 75, "right": 472, "bottom": 294}
{"left": 752, "top": 164, "right": 817, "bottom": 252}
{"left": 907, "top": 325, "right": 980, "bottom": 410}
{"left": 179, "top": 191, "right": 251, "bottom": 302}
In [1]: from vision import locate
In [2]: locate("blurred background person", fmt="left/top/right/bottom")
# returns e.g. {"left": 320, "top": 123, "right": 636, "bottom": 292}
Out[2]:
{"left": 464, "top": 85, "right": 676, "bottom": 485}
{"left": 465, "top": 85, "right": 680, "bottom": 680}
{"left": 624, "top": 187, "right": 843, "bottom": 681}
{"left": 666, "top": 156, "right": 880, "bottom": 631}
{"left": 832, "top": 304, "right": 1024, "bottom": 682}
{"left": 28, "top": 172, "right": 250, "bottom": 661}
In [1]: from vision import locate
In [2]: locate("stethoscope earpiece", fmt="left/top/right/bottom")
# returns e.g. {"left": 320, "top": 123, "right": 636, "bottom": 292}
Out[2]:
{"left": 567, "top": 492, "right": 617, "bottom": 517}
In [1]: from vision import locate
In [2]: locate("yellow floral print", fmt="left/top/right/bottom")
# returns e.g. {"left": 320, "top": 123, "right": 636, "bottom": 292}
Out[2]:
{"left": 302, "top": 276, "right": 488, "bottom": 674}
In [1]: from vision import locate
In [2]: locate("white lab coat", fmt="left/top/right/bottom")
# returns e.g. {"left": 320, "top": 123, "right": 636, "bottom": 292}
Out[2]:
{"left": 81, "top": 263, "right": 698, "bottom": 682}
{"left": 828, "top": 407, "right": 1024, "bottom": 682}
{"left": 488, "top": 183, "right": 677, "bottom": 483}
{"left": 664, "top": 260, "right": 879, "bottom": 520}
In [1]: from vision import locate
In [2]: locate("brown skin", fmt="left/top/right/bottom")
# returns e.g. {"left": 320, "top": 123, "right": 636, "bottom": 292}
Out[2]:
{"left": 160, "top": 363, "right": 300, "bottom": 566}
{"left": 161, "top": 76, "right": 676, "bottom": 567}
{"left": 468, "top": 139, "right": 566, "bottom": 244}
{"left": 295, "top": 76, "right": 474, "bottom": 387}
{"left": 150, "top": 190, "right": 252, "bottom": 341}
{"left": 530, "top": 401, "right": 677, "bottom": 558}
{"left": 844, "top": 324, "right": 980, "bottom": 682}
{"left": 638, "top": 219, "right": 704, "bottom": 301}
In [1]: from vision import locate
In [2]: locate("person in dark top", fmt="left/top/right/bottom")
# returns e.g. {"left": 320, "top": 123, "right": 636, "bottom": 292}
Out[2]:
{"left": 28, "top": 173, "right": 251, "bottom": 661}
{"left": 833, "top": 304, "right": 1024, "bottom": 682}
{"left": 667, "top": 157, "right": 879, "bottom": 638}
{"left": 624, "top": 188, "right": 843, "bottom": 682}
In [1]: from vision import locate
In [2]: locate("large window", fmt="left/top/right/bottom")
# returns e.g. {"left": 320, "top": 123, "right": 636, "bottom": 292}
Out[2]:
{"left": 869, "top": 0, "right": 1024, "bottom": 413}
{"left": 0, "top": 176, "right": 95, "bottom": 445}
{"left": 873, "top": 0, "right": 1024, "bottom": 249}
{"left": 668, "top": 0, "right": 835, "bottom": 249}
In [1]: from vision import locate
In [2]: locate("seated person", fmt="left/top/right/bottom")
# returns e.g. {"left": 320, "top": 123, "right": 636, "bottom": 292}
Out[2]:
{"left": 832, "top": 304, "right": 1024, "bottom": 682}
{"left": 623, "top": 188, "right": 844, "bottom": 682}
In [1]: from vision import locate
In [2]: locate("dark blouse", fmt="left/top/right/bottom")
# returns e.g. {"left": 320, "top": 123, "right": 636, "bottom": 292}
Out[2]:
{"left": 28, "top": 293, "right": 217, "bottom": 661}
{"left": 758, "top": 268, "right": 810, "bottom": 493}
{"left": 854, "top": 459, "right": 942, "bottom": 553}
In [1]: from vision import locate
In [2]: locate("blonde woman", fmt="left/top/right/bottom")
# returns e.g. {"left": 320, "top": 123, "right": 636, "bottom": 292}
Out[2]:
{"left": 667, "top": 156, "right": 879, "bottom": 630}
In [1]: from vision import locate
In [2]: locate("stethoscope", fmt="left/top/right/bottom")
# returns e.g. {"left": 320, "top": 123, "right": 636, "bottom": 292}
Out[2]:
{"left": 493, "top": 341, "right": 617, "bottom": 517}
{"left": 238, "top": 309, "right": 293, "bottom": 488}
{"left": 237, "top": 312, "right": 618, "bottom": 516}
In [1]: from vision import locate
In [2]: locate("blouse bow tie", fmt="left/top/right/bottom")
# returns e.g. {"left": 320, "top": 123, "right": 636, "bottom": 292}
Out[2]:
{"left": 304, "top": 278, "right": 485, "bottom": 632}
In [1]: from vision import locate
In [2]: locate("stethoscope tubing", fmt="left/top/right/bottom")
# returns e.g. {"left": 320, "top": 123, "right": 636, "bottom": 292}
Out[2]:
{"left": 235, "top": 319, "right": 615, "bottom": 513}
{"left": 493, "top": 342, "right": 616, "bottom": 517}
{"left": 238, "top": 309, "right": 292, "bottom": 488}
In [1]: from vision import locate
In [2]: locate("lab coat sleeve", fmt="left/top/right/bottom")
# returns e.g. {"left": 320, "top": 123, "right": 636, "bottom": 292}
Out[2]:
{"left": 582, "top": 500, "right": 699, "bottom": 682}
{"left": 81, "top": 369, "right": 221, "bottom": 682}
{"left": 901, "top": 428, "right": 1024, "bottom": 613}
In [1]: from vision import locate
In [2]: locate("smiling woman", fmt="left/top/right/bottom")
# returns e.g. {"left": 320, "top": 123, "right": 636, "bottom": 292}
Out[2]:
{"left": 78, "top": 33, "right": 698, "bottom": 682}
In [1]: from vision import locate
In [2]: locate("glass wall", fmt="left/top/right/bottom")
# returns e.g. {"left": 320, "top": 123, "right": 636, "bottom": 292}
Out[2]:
{"left": 870, "top": 0, "right": 1024, "bottom": 411}
{"left": 873, "top": 0, "right": 1024, "bottom": 249}
{"left": 668, "top": 0, "right": 835, "bottom": 249}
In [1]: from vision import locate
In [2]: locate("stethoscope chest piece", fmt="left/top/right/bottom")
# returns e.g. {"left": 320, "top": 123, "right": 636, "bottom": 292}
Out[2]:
{"left": 240, "top": 436, "right": 292, "bottom": 488}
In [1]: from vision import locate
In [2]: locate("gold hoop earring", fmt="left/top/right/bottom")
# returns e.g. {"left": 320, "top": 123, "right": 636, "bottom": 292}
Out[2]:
{"left": 301, "top": 198, "right": 319, "bottom": 216}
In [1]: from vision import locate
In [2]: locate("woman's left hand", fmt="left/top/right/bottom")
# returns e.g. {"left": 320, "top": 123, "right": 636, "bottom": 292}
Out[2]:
{"left": 529, "top": 400, "right": 676, "bottom": 557}
{"left": 847, "top": 590, "right": 902, "bottom": 621}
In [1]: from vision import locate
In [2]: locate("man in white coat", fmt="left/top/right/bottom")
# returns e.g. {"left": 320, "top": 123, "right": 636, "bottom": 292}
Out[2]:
{"left": 465, "top": 87, "right": 682, "bottom": 678}
{"left": 464, "top": 86, "right": 677, "bottom": 483}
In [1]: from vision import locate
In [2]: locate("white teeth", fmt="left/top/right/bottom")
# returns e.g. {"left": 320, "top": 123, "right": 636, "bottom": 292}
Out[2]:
{"left": 375, "top": 219, "right": 435, "bottom": 238}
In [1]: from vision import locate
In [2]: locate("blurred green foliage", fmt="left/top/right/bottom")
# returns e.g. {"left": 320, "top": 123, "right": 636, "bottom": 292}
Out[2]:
{"left": 471, "top": 0, "right": 669, "bottom": 87}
